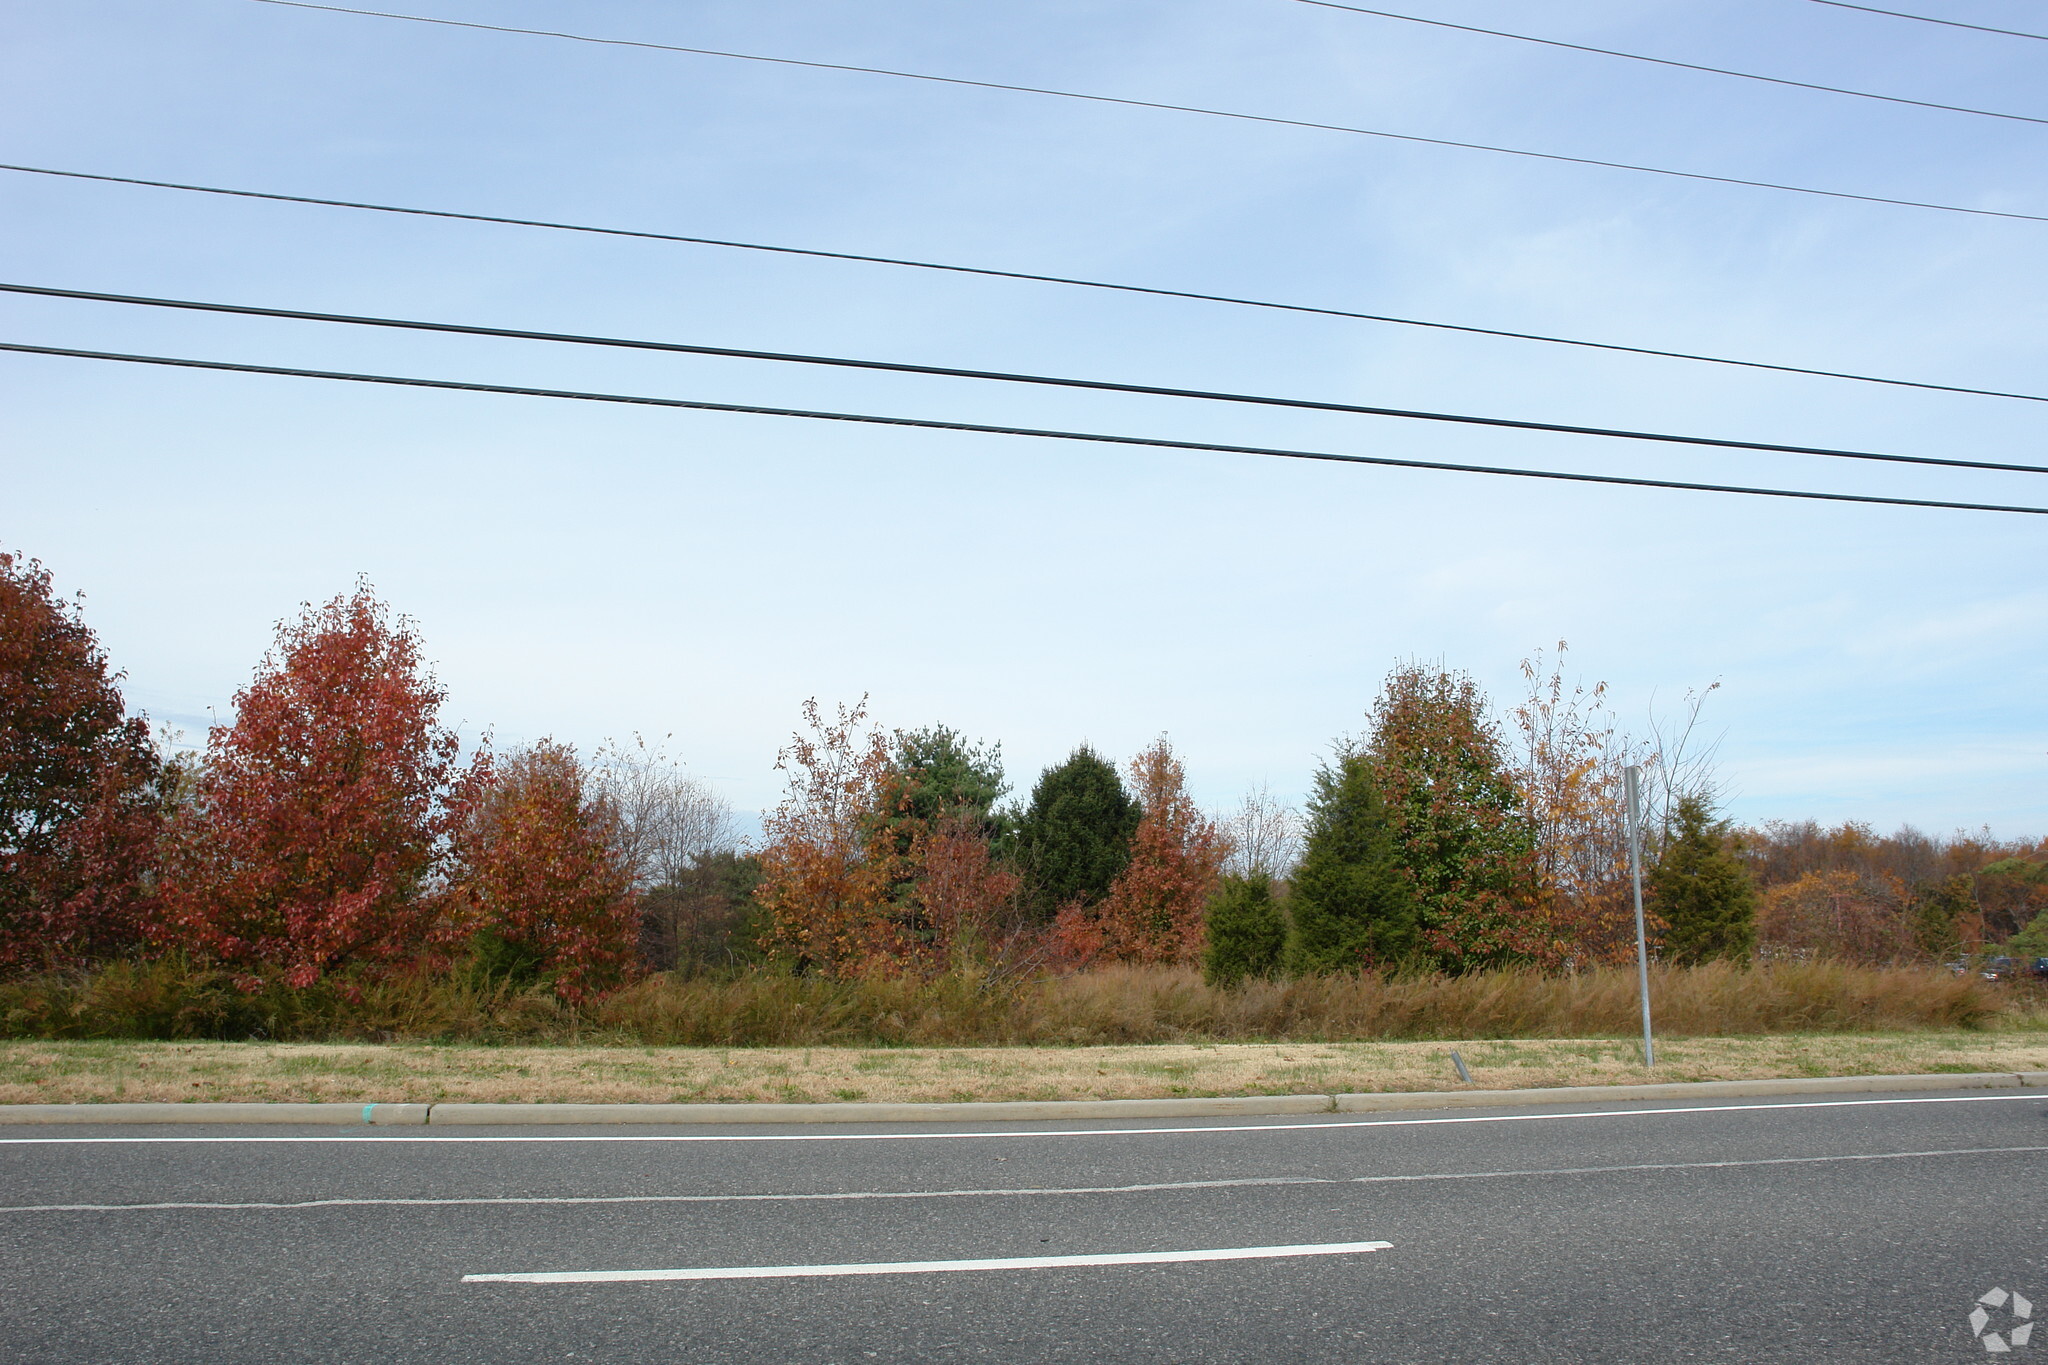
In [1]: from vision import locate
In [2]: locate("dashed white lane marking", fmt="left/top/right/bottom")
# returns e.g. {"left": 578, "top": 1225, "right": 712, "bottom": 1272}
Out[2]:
{"left": 0, "top": 1092, "right": 2037, "bottom": 1145}
{"left": 462, "top": 1240, "right": 1395, "bottom": 1283}
{"left": 7, "top": 1146, "right": 2043, "bottom": 1214}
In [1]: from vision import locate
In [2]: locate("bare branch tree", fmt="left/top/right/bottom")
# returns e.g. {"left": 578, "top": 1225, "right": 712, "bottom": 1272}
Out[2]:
{"left": 1641, "top": 682, "right": 1725, "bottom": 853}
{"left": 1224, "top": 780, "right": 1302, "bottom": 880}
{"left": 594, "top": 734, "right": 740, "bottom": 891}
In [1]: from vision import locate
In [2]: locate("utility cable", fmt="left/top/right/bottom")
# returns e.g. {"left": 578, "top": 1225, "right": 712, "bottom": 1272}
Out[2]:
{"left": 1288, "top": 0, "right": 2047, "bottom": 124}
{"left": 8, "top": 280, "right": 2042, "bottom": 477}
{"left": 1807, "top": 1, "right": 2048, "bottom": 42}
{"left": 6, "top": 164, "right": 2041, "bottom": 407}
{"left": 244, "top": 0, "right": 2047, "bottom": 226}
{"left": 2, "top": 340, "right": 2040, "bottom": 516}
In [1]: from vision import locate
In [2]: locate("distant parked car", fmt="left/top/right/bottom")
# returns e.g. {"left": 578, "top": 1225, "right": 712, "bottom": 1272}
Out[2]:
{"left": 2029, "top": 957, "right": 2048, "bottom": 980}
{"left": 1979, "top": 956, "right": 2019, "bottom": 981}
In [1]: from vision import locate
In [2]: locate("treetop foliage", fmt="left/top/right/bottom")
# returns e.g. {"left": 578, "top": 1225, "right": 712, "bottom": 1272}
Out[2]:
{"left": 889, "top": 725, "right": 1006, "bottom": 825}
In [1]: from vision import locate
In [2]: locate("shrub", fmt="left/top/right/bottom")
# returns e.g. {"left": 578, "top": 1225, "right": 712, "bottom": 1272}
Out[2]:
{"left": 1202, "top": 874, "right": 1285, "bottom": 987}
{"left": 1648, "top": 796, "right": 1759, "bottom": 963}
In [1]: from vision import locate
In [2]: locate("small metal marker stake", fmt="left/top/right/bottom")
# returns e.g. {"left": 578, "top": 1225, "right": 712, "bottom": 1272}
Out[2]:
{"left": 1624, "top": 765, "right": 1655, "bottom": 1067}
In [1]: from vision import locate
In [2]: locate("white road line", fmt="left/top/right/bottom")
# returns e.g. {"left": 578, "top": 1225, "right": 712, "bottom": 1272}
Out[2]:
{"left": 7, "top": 1145, "right": 2042, "bottom": 1215}
{"left": 462, "top": 1240, "right": 1395, "bottom": 1283}
{"left": 0, "top": 1175, "right": 1322, "bottom": 1214}
{"left": 0, "top": 1092, "right": 2038, "bottom": 1145}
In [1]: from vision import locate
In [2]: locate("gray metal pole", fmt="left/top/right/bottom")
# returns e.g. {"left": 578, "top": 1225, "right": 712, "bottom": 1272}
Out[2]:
{"left": 1624, "top": 765, "right": 1655, "bottom": 1067}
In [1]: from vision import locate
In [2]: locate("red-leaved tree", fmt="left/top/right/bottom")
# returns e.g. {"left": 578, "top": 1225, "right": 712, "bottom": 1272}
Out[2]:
{"left": 157, "top": 583, "right": 485, "bottom": 986}
{"left": 447, "top": 740, "right": 638, "bottom": 1003}
{"left": 910, "top": 808, "right": 1023, "bottom": 973}
{"left": 0, "top": 549, "right": 165, "bottom": 972}
{"left": 1060, "top": 738, "right": 1231, "bottom": 965}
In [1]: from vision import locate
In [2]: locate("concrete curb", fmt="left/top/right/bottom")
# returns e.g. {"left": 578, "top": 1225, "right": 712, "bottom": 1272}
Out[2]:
{"left": 1331, "top": 1071, "right": 2043, "bottom": 1113}
{"left": 0, "top": 1072, "right": 2040, "bottom": 1125}
{"left": 0, "top": 1102, "right": 432, "bottom": 1126}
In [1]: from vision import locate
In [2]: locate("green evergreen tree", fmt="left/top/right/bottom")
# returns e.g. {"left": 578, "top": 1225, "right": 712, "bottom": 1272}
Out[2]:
{"left": 1202, "top": 873, "right": 1286, "bottom": 986}
{"left": 1647, "top": 795, "right": 1758, "bottom": 963}
{"left": 888, "top": 726, "right": 1007, "bottom": 829}
{"left": 1285, "top": 754, "right": 1420, "bottom": 973}
{"left": 1013, "top": 745, "right": 1140, "bottom": 921}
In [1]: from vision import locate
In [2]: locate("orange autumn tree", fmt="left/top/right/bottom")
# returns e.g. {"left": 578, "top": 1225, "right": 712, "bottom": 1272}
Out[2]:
{"left": 448, "top": 740, "right": 638, "bottom": 1003}
{"left": 753, "top": 698, "right": 909, "bottom": 976}
{"left": 1063, "top": 738, "right": 1232, "bottom": 965}
{"left": 1757, "top": 869, "right": 1920, "bottom": 964}
{"left": 157, "top": 583, "right": 486, "bottom": 986}
{"left": 1509, "top": 644, "right": 1645, "bottom": 967}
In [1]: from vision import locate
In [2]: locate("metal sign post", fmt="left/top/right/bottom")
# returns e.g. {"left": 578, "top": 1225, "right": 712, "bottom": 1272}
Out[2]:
{"left": 1624, "top": 765, "right": 1655, "bottom": 1068}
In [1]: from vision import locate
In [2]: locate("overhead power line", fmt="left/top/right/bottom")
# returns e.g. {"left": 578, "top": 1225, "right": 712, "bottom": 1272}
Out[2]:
{"left": 9, "top": 280, "right": 2042, "bottom": 478}
{"left": 8, "top": 165, "right": 2041, "bottom": 408}
{"left": 1288, "top": 0, "right": 2048, "bottom": 124}
{"left": 3, "top": 339, "right": 2039, "bottom": 515}
{"left": 1807, "top": 1, "right": 2048, "bottom": 42}
{"left": 244, "top": 0, "right": 2047, "bottom": 226}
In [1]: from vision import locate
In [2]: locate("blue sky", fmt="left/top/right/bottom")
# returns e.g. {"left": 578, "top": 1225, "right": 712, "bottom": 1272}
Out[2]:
{"left": 3, "top": 0, "right": 2043, "bottom": 835}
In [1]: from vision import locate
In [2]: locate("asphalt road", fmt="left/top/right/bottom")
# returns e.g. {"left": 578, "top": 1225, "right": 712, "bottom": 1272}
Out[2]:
{"left": 2, "top": 1090, "right": 2044, "bottom": 1363}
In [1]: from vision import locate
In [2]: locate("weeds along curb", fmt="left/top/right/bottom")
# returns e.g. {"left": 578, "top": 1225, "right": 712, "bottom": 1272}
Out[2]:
{"left": 1, "top": 1072, "right": 2044, "bottom": 1125}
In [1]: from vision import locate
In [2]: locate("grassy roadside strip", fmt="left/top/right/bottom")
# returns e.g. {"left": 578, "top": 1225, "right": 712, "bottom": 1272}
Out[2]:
{"left": 7, "top": 1033, "right": 2048, "bottom": 1106}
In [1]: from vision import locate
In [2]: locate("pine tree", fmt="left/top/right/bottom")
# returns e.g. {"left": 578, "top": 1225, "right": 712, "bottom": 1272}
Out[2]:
{"left": 1013, "top": 746, "right": 1140, "bottom": 921}
{"left": 1202, "top": 873, "right": 1285, "bottom": 986}
{"left": 1647, "top": 795, "right": 1758, "bottom": 964}
{"left": 1285, "top": 755, "right": 1419, "bottom": 973}
{"left": 887, "top": 726, "right": 1007, "bottom": 831}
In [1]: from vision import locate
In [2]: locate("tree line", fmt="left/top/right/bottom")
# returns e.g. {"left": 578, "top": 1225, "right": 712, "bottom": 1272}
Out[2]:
{"left": 3, "top": 548, "right": 2042, "bottom": 999}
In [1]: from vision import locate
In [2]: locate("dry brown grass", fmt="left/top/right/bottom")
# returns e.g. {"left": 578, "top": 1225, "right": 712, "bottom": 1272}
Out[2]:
{"left": 4, "top": 1032, "right": 2045, "bottom": 1105}
{"left": 5, "top": 958, "right": 2040, "bottom": 1047}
